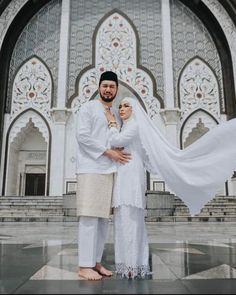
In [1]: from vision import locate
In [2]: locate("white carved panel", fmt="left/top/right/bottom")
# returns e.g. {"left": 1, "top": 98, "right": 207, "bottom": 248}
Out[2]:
{"left": 71, "top": 12, "right": 160, "bottom": 118}
{"left": 96, "top": 13, "right": 137, "bottom": 74}
{"left": 11, "top": 57, "right": 52, "bottom": 120}
{"left": 180, "top": 57, "right": 220, "bottom": 122}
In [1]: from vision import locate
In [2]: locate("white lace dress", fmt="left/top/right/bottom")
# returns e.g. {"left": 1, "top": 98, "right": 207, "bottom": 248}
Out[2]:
{"left": 108, "top": 118, "right": 151, "bottom": 278}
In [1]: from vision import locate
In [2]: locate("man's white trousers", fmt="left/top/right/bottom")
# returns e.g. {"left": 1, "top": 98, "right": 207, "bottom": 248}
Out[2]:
{"left": 78, "top": 216, "right": 109, "bottom": 267}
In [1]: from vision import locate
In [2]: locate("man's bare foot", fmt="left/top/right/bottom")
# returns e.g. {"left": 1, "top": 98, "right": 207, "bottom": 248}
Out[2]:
{"left": 94, "top": 263, "right": 113, "bottom": 277}
{"left": 78, "top": 267, "right": 103, "bottom": 280}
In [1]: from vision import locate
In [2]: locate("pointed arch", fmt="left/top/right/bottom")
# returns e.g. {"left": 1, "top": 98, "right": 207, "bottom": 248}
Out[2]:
{"left": 178, "top": 56, "right": 221, "bottom": 123}
{"left": 11, "top": 55, "right": 53, "bottom": 121}
{"left": 69, "top": 9, "right": 163, "bottom": 118}
{"left": 2, "top": 109, "right": 51, "bottom": 195}
{"left": 180, "top": 0, "right": 236, "bottom": 119}
{"left": 180, "top": 108, "right": 218, "bottom": 149}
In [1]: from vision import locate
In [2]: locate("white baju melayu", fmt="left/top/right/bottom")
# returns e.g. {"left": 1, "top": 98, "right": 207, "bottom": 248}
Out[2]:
{"left": 76, "top": 99, "right": 118, "bottom": 267}
{"left": 108, "top": 117, "right": 150, "bottom": 278}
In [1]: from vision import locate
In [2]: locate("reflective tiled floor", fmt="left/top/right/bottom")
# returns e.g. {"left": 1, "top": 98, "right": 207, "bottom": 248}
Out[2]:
{"left": 1, "top": 222, "right": 236, "bottom": 294}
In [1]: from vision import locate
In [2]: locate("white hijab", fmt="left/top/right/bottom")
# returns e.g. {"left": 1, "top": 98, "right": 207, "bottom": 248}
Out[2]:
{"left": 122, "top": 97, "right": 236, "bottom": 215}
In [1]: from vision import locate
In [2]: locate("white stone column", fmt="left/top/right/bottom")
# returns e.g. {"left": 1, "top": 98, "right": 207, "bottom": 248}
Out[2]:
{"left": 162, "top": 0, "right": 174, "bottom": 109}
{"left": 0, "top": 114, "right": 10, "bottom": 195}
{"left": 50, "top": 109, "right": 71, "bottom": 195}
{"left": 57, "top": 0, "right": 70, "bottom": 108}
{"left": 160, "top": 109, "right": 181, "bottom": 146}
{"left": 161, "top": 0, "right": 180, "bottom": 147}
{"left": 49, "top": 0, "right": 71, "bottom": 196}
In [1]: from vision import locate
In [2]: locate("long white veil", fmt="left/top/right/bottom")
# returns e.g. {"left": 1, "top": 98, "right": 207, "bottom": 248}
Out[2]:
{"left": 123, "top": 97, "right": 236, "bottom": 216}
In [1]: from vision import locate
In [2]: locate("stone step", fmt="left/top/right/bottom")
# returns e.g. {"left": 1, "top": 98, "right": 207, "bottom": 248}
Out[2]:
{"left": 201, "top": 207, "right": 236, "bottom": 212}
{"left": 210, "top": 195, "right": 236, "bottom": 199}
{"left": 0, "top": 203, "right": 62, "bottom": 210}
{"left": 0, "top": 212, "right": 64, "bottom": 217}
{"left": 145, "top": 215, "right": 236, "bottom": 222}
{"left": 0, "top": 202, "right": 63, "bottom": 205}
{"left": 0, "top": 216, "right": 79, "bottom": 222}
{"left": 0, "top": 195, "right": 64, "bottom": 219}
{"left": 0, "top": 208, "right": 64, "bottom": 213}
{"left": 0, "top": 197, "right": 63, "bottom": 200}
{"left": 204, "top": 204, "right": 236, "bottom": 208}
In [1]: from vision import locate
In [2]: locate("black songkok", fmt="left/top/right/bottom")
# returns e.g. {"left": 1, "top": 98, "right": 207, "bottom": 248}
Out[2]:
{"left": 99, "top": 71, "right": 118, "bottom": 86}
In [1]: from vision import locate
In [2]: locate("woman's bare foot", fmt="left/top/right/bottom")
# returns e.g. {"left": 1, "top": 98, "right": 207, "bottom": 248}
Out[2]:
{"left": 78, "top": 267, "right": 103, "bottom": 280}
{"left": 94, "top": 263, "right": 113, "bottom": 277}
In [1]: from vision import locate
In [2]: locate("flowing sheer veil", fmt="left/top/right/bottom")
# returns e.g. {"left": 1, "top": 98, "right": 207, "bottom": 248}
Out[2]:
{"left": 123, "top": 97, "right": 236, "bottom": 216}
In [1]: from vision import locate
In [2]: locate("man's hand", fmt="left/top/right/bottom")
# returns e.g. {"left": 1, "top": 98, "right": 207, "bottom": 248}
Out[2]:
{"left": 104, "top": 109, "right": 116, "bottom": 122}
{"left": 104, "top": 149, "right": 131, "bottom": 164}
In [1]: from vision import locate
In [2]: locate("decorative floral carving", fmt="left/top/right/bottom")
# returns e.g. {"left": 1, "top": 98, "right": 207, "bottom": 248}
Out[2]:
{"left": 7, "top": 0, "right": 61, "bottom": 112}
{"left": 179, "top": 58, "right": 220, "bottom": 121}
{"left": 68, "top": 0, "right": 163, "bottom": 100}
{"left": 171, "top": 0, "right": 224, "bottom": 110}
{"left": 11, "top": 57, "right": 52, "bottom": 120}
{"left": 71, "top": 12, "right": 160, "bottom": 119}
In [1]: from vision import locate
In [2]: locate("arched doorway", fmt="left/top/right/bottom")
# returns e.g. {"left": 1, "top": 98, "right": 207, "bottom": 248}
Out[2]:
{"left": 4, "top": 111, "right": 50, "bottom": 196}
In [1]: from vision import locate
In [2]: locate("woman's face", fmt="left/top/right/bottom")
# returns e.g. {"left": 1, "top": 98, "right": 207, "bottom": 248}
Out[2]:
{"left": 119, "top": 101, "right": 132, "bottom": 120}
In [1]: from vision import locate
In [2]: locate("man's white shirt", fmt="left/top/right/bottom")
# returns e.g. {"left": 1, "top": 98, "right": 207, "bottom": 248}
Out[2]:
{"left": 76, "top": 99, "right": 119, "bottom": 174}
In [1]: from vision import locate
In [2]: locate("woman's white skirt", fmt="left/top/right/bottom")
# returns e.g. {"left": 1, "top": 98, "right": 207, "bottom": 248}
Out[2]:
{"left": 114, "top": 205, "right": 150, "bottom": 278}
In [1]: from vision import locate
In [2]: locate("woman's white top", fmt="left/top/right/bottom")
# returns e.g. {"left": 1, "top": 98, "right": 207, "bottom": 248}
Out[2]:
{"left": 76, "top": 100, "right": 118, "bottom": 174}
{"left": 108, "top": 117, "right": 146, "bottom": 209}
{"left": 121, "top": 97, "right": 236, "bottom": 216}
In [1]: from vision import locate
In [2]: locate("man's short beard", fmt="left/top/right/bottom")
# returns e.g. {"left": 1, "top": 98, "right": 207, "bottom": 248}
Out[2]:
{"left": 100, "top": 94, "right": 116, "bottom": 103}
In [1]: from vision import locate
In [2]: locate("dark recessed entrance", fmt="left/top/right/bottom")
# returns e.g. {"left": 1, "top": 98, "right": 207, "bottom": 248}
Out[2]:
{"left": 25, "top": 173, "right": 45, "bottom": 196}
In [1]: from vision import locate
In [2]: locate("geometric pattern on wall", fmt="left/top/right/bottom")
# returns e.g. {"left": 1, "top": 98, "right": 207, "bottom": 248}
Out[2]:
{"left": 11, "top": 57, "right": 52, "bottom": 121}
{"left": 171, "top": 0, "right": 224, "bottom": 110}
{"left": 7, "top": 0, "right": 61, "bottom": 112}
{"left": 68, "top": 0, "right": 163, "bottom": 101}
{"left": 71, "top": 12, "right": 160, "bottom": 118}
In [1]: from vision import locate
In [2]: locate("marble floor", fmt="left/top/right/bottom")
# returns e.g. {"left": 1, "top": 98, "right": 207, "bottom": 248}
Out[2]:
{"left": 1, "top": 221, "right": 236, "bottom": 294}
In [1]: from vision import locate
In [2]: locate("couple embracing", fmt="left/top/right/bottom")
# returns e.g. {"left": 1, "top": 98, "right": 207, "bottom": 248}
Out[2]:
{"left": 76, "top": 71, "right": 236, "bottom": 280}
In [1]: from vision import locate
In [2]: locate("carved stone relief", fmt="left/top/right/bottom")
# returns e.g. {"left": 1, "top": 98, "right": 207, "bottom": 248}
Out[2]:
{"left": 11, "top": 57, "right": 52, "bottom": 121}
{"left": 71, "top": 12, "right": 160, "bottom": 119}
{"left": 179, "top": 57, "right": 220, "bottom": 122}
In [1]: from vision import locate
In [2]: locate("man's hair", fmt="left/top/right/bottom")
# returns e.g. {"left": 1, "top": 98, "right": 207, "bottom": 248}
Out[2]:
{"left": 99, "top": 71, "right": 118, "bottom": 86}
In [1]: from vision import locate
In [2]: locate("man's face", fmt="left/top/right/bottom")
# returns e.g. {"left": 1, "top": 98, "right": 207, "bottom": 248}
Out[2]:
{"left": 99, "top": 80, "right": 118, "bottom": 103}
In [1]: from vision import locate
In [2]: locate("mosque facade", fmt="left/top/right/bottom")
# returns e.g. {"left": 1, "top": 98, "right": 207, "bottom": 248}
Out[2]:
{"left": 0, "top": 0, "right": 236, "bottom": 213}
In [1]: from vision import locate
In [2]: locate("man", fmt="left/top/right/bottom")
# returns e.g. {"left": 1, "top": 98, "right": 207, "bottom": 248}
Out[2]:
{"left": 76, "top": 71, "right": 131, "bottom": 280}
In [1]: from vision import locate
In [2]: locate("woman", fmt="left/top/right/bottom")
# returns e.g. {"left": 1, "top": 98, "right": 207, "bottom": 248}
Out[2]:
{"left": 105, "top": 96, "right": 236, "bottom": 278}
{"left": 105, "top": 98, "right": 151, "bottom": 279}
{"left": 106, "top": 97, "right": 236, "bottom": 216}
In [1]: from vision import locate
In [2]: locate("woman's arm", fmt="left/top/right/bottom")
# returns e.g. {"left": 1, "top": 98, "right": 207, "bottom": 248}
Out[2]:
{"left": 109, "top": 122, "right": 138, "bottom": 147}
{"left": 104, "top": 108, "right": 138, "bottom": 147}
